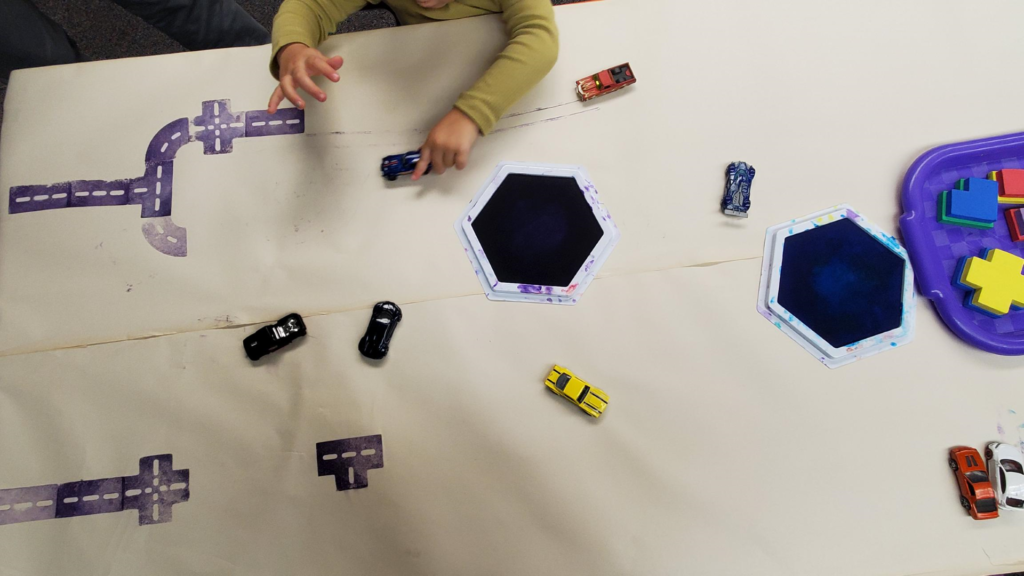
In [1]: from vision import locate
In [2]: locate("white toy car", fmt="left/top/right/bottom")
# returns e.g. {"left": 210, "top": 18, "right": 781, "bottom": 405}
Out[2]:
{"left": 986, "top": 442, "right": 1024, "bottom": 510}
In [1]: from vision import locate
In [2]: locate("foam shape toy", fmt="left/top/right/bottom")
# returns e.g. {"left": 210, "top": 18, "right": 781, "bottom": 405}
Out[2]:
{"left": 988, "top": 170, "right": 1024, "bottom": 204}
{"left": 947, "top": 178, "right": 999, "bottom": 223}
{"left": 954, "top": 248, "right": 1024, "bottom": 316}
{"left": 938, "top": 191, "right": 995, "bottom": 229}
{"left": 1007, "top": 207, "right": 1024, "bottom": 242}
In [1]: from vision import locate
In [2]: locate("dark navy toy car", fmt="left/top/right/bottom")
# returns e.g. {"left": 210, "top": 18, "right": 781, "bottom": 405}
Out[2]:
{"left": 381, "top": 151, "right": 430, "bottom": 181}
{"left": 244, "top": 313, "right": 307, "bottom": 361}
{"left": 359, "top": 302, "right": 402, "bottom": 360}
{"left": 722, "top": 161, "right": 755, "bottom": 217}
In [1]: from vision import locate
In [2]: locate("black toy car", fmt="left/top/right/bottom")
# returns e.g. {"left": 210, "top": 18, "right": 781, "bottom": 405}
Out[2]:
{"left": 358, "top": 302, "right": 402, "bottom": 360}
{"left": 244, "top": 313, "right": 307, "bottom": 361}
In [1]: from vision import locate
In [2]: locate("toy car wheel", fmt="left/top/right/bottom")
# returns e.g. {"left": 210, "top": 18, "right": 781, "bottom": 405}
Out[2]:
{"left": 387, "top": 175, "right": 398, "bottom": 181}
{"left": 960, "top": 496, "right": 971, "bottom": 511}
{"left": 986, "top": 448, "right": 993, "bottom": 459}
{"left": 949, "top": 458, "right": 958, "bottom": 471}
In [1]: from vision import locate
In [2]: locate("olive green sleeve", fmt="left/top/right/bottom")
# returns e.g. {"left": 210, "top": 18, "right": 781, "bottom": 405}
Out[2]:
{"left": 270, "top": 0, "right": 371, "bottom": 78}
{"left": 454, "top": 0, "right": 559, "bottom": 135}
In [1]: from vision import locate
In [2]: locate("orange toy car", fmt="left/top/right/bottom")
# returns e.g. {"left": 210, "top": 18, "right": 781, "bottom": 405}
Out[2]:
{"left": 949, "top": 446, "right": 999, "bottom": 520}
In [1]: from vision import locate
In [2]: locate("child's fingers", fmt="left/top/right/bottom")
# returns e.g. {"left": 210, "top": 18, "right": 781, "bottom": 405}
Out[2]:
{"left": 312, "top": 58, "right": 341, "bottom": 82}
{"left": 412, "top": 148, "right": 432, "bottom": 180}
{"left": 325, "top": 55, "right": 344, "bottom": 70}
{"left": 455, "top": 149, "right": 470, "bottom": 171}
{"left": 280, "top": 76, "right": 306, "bottom": 110}
{"left": 442, "top": 149, "right": 457, "bottom": 170}
{"left": 430, "top": 148, "right": 447, "bottom": 175}
{"left": 294, "top": 69, "right": 326, "bottom": 102}
{"left": 268, "top": 86, "right": 285, "bottom": 114}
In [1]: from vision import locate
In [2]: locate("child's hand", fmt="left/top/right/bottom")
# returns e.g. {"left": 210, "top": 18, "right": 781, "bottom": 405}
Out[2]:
{"left": 268, "top": 43, "right": 343, "bottom": 113}
{"left": 412, "top": 108, "right": 480, "bottom": 180}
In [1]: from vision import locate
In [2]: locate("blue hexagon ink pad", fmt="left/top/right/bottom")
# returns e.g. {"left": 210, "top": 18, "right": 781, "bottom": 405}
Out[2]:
{"left": 757, "top": 205, "right": 916, "bottom": 368}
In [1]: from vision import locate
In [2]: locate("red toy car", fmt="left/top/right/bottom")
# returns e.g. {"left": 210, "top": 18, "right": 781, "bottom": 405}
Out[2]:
{"left": 949, "top": 446, "right": 999, "bottom": 520}
{"left": 576, "top": 63, "right": 636, "bottom": 102}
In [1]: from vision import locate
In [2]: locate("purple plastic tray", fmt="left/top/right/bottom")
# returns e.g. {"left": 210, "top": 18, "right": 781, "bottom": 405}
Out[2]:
{"left": 900, "top": 132, "right": 1024, "bottom": 355}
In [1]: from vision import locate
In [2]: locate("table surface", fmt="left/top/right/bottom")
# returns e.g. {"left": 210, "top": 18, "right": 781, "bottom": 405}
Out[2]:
{"left": 3, "top": 1, "right": 1024, "bottom": 574}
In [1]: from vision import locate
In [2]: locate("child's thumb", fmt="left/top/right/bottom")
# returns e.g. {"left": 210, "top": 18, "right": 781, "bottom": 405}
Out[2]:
{"left": 327, "top": 56, "right": 344, "bottom": 70}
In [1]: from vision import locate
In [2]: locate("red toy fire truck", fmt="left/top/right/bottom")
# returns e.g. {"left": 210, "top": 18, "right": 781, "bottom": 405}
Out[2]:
{"left": 576, "top": 63, "right": 636, "bottom": 102}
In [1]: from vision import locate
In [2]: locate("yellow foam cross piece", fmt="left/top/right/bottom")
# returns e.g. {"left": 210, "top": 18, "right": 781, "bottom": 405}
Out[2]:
{"left": 957, "top": 249, "right": 1024, "bottom": 316}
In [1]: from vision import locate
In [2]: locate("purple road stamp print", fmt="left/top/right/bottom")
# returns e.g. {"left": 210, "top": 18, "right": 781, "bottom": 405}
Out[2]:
{"left": 7, "top": 100, "right": 305, "bottom": 257}
{"left": 141, "top": 216, "right": 187, "bottom": 258}
{"left": 245, "top": 108, "right": 305, "bottom": 138}
{"left": 0, "top": 485, "right": 58, "bottom": 525}
{"left": 193, "top": 100, "right": 245, "bottom": 155}
{"left": 317, "top": 435, "right": 384, "bottom": 491}
{"left": 0, "top": 454, "right": 189, "bottom": 527}
{"left": 145, "top": 118, "right": 191, "bottom": 164}
{"left": 122, "top": 455, "right": 190, "bottom": 525}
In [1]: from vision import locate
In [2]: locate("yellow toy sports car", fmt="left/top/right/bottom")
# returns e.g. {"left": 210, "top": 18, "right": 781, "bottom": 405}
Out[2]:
{"left": 545, "top": 365, "right": 609, "bottom": 418}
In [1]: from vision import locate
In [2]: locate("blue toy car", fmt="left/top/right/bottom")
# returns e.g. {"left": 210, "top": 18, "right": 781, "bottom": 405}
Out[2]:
{"left": 381, "top": 150, "right": 431, "bottom": 181}
{"left": 722, "top": 161, "right": 755, "bottom": 217}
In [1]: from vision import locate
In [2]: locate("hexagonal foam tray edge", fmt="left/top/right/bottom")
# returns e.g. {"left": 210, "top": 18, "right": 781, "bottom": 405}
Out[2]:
{"left": 756, "top": 204, "right": 917, "bottom": 369}
{"left": 454, "top": 162, "right": 620, "bottom": 305}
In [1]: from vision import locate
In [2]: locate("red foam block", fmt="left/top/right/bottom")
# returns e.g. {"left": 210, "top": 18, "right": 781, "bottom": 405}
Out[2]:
{"left": 1001, "top": 169, "right": 1024, "bottom": 198}
{"left": 1006, "top": 207, "right": 1024, "bottom": 242}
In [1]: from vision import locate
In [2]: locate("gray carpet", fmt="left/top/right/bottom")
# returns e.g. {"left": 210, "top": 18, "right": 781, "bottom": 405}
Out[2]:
{"left": 0, "top": 0, "right": 585, "bottom": 130}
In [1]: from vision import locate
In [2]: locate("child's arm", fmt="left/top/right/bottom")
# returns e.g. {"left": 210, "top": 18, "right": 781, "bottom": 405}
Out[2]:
{"left": 268, "top": 0, "right": 369, "bottom": 112}
{"left": 413, "top": 0, "right": 559, "bottom": 179}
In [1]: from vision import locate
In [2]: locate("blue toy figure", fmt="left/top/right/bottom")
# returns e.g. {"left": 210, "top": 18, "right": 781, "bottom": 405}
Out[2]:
{"left": 722, "top": 161, "right": 755, "bottom": 217}
{"left": 381, "top": 150, "right": 431, "bottom": 181}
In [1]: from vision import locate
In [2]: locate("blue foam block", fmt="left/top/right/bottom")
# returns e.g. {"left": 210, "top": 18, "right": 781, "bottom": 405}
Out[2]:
{"left": 948, "top": 178, "right": 999, "bottom": 223}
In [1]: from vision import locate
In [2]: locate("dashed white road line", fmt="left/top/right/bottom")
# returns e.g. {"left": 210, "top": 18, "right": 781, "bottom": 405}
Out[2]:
{"left": 0, "top": 487, "right": 181, "bottom": 514}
